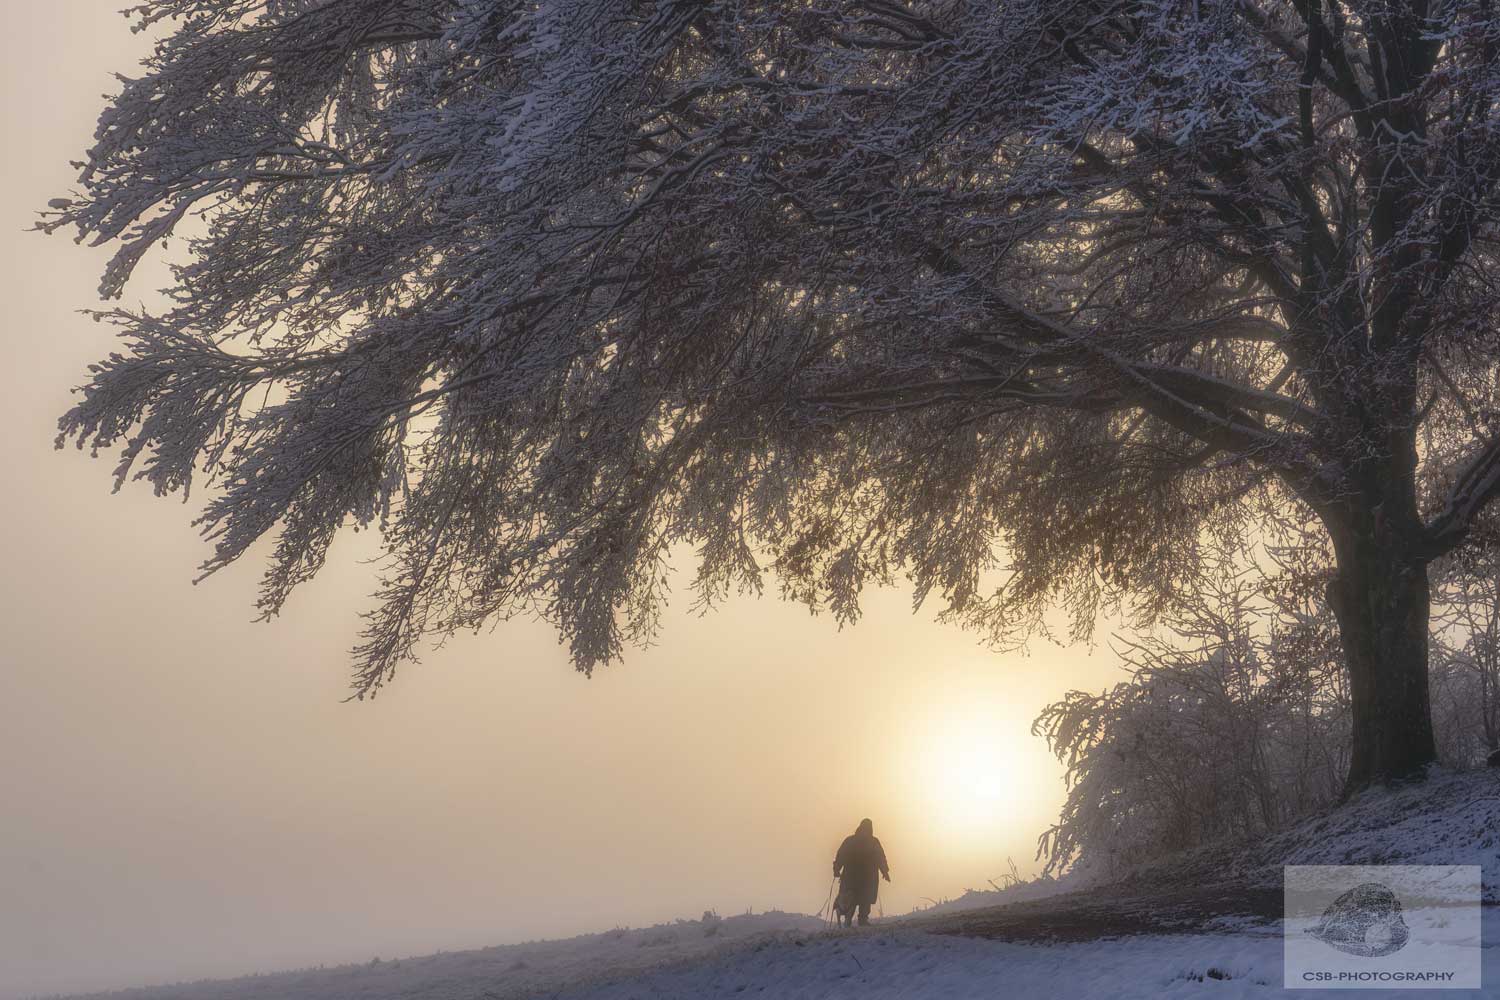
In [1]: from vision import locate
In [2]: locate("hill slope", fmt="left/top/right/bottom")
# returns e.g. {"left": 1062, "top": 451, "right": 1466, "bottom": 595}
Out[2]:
{"left": 922, "top": 765, "right": 1500, "bottom": 941}
{"left": 52, "top": 768, "right": 1499, "bottom": 1000}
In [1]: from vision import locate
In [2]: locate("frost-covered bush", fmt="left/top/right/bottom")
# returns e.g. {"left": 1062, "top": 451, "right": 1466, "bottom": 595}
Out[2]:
{"left": 1037, "top": 541, "right": 1500, "bottom": 875}
{"left": 1431, "top": 550, "right": 1500, "bottom": 766}
{"left": 1034, "top": 546, "right": 1351, "bottom": 877}
{"left": 1430, "top": 655, "right": 1499, "bottom": 767}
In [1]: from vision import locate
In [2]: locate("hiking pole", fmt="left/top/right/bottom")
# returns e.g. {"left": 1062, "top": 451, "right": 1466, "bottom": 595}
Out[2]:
{"left": 818, "top": 876, "right": 837, "bottom": 930}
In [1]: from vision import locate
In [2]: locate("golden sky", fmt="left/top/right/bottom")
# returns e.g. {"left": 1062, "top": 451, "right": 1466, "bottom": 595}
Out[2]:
{"left": 0, "top": 5, "right": 1122, "bottom": 997}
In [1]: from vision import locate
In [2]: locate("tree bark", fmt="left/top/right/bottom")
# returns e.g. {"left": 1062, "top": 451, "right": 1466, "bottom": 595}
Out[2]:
{"left": 1324, "top": 511, "right": 1438, "bottom": 793}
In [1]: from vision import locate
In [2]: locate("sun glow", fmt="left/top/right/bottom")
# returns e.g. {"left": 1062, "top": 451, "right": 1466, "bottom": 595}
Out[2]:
{"left": 907, "top": 695, "right": 1055, "bottom": 843}
{"left": 922, "top": 720, "right": 1011, "bottom": 835}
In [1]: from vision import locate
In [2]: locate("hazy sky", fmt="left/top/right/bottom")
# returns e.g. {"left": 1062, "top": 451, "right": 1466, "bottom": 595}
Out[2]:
{"left": 0, "top": 6, "right": 1122, "bottom": 998}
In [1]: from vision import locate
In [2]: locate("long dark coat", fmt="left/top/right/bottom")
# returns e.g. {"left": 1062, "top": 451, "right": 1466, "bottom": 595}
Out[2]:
{"left": 833, "top": 821, "right": 889, "bottom": 906}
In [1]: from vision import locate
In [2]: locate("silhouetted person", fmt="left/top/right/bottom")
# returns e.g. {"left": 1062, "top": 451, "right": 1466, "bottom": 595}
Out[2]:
{"left": 832, "top": 818, "right": 890, "bottom": 927}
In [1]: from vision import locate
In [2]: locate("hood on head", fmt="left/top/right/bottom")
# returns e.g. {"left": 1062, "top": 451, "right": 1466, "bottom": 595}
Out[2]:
{"left": 856, "top": 818, "right": 873, "bottom": 836}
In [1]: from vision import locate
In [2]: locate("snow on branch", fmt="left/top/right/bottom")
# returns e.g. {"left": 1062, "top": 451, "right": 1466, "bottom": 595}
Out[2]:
{"left": 40, "top": 0, "right": 1500, "bottom": 694}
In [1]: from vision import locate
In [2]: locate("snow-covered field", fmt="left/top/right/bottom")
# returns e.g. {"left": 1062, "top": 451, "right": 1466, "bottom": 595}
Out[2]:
{"left": 45, "top": 770, "right": 1500, "bottom": 1000}
{"left": 40, "top": 912, "right": 825, "bottom": 1000}
{"left": 44, "top": 909, "right": 1499, "bottom": 1000}
{"left": 552, "top": 912, "right": 1500, "bottom": 1000}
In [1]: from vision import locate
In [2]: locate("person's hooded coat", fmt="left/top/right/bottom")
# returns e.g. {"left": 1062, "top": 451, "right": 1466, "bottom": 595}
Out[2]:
{"left": 833, "top": 819, "right": 889, "bottom": 905}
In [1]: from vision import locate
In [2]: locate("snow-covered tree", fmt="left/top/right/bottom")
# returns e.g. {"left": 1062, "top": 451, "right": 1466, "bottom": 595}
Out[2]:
{"left": 40, "top": 1, "right": 1500, "bottom": 787}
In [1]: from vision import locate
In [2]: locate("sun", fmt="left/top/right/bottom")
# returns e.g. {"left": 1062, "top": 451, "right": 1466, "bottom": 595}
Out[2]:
{"left": 906, "top": 700, "right": 1052, "bottom": 842}
{"left": 922, "top": 717, "right": 1010, "bottom": 831}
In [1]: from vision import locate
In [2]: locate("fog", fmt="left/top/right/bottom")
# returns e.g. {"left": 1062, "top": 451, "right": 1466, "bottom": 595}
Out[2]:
{"left": 0, "top": 5, "right": 1119, "bottom": 997}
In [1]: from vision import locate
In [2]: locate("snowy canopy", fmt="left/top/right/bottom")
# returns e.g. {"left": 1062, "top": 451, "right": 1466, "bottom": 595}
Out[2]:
{"left": 41, "top": 1, "right": 1500, "bottom": 697}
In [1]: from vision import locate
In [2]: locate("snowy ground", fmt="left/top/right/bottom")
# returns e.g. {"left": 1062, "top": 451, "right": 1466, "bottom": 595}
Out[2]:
{"left": 44, "top": 769, "right": 1500, "bottom": 1000}
{"left": 1134, "top": 766, "right": 1500, "bottom": 903}
{"left": 47, "top": 910, "right": 1499, "bottom": 1000}
{"left": 552, "top": 912, "right": 1500, "bottom": 1000}
{"left": 38, "top": 912, "right": 825, "bottom": 1000}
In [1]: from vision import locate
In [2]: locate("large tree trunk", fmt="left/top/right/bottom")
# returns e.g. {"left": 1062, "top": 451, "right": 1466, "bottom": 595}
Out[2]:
{"left": 1324, "top": 511, "right": 1438, "bottom": 793}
